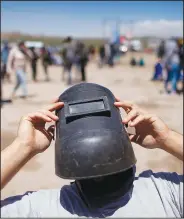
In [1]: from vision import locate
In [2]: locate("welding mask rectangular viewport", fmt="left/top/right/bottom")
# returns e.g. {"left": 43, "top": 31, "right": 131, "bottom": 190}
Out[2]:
{"left": 55, "top": 83, "right": 136, "bottom": 180}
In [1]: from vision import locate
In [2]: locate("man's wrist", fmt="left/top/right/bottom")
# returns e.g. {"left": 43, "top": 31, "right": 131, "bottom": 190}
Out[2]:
{"left": 157, "top": 129, "right": 183, "bottom": 161}
{"left": 13, "top": 138, "right": 37, "bottom": 158}
{"left": 158, "top": 128, "right": 173, "bottom": 150}
{"left": 158, "top": 129, "right": 174, "bottom": 151}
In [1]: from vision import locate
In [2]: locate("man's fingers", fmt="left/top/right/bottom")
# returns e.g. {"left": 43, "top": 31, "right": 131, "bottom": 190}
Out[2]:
{"left": 128, "top": 134, "right": 138, "bottom": 143}
{"left": 23, "top": 102, "right": 64, "bottom": 124}
{"left": 144, "top": 114, "right": 157, "bottom": 123}
{"left": 46, "top": 102, "right": 64, "bottom": 112}
{"left": 123, "top": 109, "right": 139, "bottom": 123}
{"left": 129, "top": 134, "right": 135, "bottom": 141}
{"left": 114, "top": 101, "right": 135, "bottom": 111}
{"left": 38, "top": 110, "right": 59, "bottom": 121}
{"left": 47, "top": 125, "right": 55, "bottom": 140}
{"left": 129, "top": 134, "right": 141, "bottom": 143}
{"left": 115, "top": 97, "right": 121, "bottom": 102}
{"left": 51, "top": 97, "right": 59, "bottom": 103}
{"left": 129, "top": 115, "right": 145, "bottom": 127}
{"left": 28, "top": 112, "right": 52, "bottom": 122}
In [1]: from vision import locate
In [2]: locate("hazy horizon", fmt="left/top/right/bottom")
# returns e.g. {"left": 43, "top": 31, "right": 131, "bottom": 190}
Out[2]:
{"left": 1, "top": 1, "right": 183, "bottom": 38}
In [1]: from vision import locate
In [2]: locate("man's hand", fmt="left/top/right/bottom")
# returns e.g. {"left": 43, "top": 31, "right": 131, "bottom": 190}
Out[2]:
{"left": 114, "top": 100, "right": 170, "bottom": 149}
{"left": 16, "top": 101, "right": 64, "bottom": 154}
{"left": 1, "top": 99, "right": 64, "bottom": 189}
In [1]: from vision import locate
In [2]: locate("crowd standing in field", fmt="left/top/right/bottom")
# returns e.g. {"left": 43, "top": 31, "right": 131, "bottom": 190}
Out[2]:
{"left": 151, "top": 38, "right": 183, "bottom": 95}
{"left": 1, "top": 36, "right": 183, "bottom": 105}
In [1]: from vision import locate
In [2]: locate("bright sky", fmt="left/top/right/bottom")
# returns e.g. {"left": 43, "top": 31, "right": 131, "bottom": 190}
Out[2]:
{"left": 1, "top": 1, "right": 183, "bottom": 38}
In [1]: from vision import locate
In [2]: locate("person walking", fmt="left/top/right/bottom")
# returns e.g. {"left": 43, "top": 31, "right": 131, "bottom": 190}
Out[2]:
{"left": 41, "top": 47, "right": 51, "bottom": 82}
{"left": 61, "top": 37, "right": 76, "bottom": 85}
{"left": 78, "top": 42, "right": 88, "bottom": 82}
{"left": 73, "top": 40, "right": 81, "bottom": 80}
{"left": 178, "top": 41, "right": 183, "bottom": 93}
{"left": 157, "top": 40, "right": 165, "bottom": 59}
{"left": 108, "top": 43, "right": 115, "bottom": 67}
{"left": 163, "top": 39, "right": 180, "bottom": 94}
{"left": 7, "top": 41, "right": 32, "bottom": 100}
{"left": 99, "top": 44, "right": 105, "bottom": 68}
{"left": 30, "top": 47, "right": 39, "bottom": 82}
{"left": 1, "top": 41, "right": 11, "bottom": 83}
{"left": 104, "top": 41, "right": 111, "bottom": 65}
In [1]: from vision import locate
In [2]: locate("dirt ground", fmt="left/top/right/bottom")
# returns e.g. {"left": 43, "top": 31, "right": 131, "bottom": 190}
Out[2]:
{"left": 1, "top": 52, "right": 183, "bottom": 199}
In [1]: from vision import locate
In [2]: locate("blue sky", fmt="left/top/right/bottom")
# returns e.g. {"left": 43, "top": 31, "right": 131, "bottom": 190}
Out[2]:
{"left": 1, "top": 1, "right": 183, "bottom": 37}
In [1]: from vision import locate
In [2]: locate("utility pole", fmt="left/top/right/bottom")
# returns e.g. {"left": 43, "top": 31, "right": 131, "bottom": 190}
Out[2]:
{"left": 102, "top": 18, "right": 123, "bottom": 43}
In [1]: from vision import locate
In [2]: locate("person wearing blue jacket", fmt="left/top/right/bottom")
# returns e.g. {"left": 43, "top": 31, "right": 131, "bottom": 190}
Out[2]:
{"left": 151, "top": 58, "right": 163, "bottom": 81}
{"left": 163, "top": 39, "right": 180, "bottom": 94}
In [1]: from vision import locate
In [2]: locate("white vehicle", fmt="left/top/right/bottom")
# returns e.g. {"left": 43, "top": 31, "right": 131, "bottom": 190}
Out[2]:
{"left": 130, "top": 40, "right": 142, "bottom": 52}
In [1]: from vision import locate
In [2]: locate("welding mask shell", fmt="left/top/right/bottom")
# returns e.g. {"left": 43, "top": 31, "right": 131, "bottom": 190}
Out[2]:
{"left": 55, "top": 83, "right": 136, "bottom": 179}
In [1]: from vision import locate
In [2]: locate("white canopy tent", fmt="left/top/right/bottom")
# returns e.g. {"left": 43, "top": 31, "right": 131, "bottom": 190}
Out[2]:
{"left": 25, "top": 41, "right": 44, "bottom": 48}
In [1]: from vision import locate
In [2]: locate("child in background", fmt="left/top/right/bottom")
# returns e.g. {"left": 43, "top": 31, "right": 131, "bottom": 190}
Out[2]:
{"left": 151, "top": 58, "right": 163, "bottom": 81}
{"left": 139, "top": 57, "right": 145, "bottom": 67}
{"left": 130, "top": 57, "right": 137, "bottom": 66}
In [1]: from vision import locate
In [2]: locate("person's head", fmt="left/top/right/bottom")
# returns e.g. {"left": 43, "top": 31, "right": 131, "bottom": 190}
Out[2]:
{"left": 30, "top": 47, "right": 36, "bottom": 52}
{"left": 80, "top": 42, "right": 85, "bottom": 49}
{"left": 3, "top": 40, "right": 9, "bottom": 49}
{"left": 177, "top": 39, "right": 183, "bottom": 48}
{"left": 157, "top": 57, "right": 162, "bottom": 63}
{"left": 160, "top": 40, "right": 165, "bottom": 45}
{"left": 65, "top": 36, "right": 72, "bottom": 43}
{"left": 55, "top": 83, "right": 136, "bottom": 207}
{"left": 18, "top": 41, "right": 25, "bottom": 50}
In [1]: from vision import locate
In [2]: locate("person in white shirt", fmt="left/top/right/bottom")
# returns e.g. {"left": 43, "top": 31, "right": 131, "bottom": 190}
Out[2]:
{"left": 7, "top": 41, "right": 32, "bottom": 100}
{"left": 1, "top": 98, "right": 183, "bottom": 217}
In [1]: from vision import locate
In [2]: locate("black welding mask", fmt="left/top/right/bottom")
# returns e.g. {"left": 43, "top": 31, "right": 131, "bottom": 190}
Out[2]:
{"left": 55, "top": 83, "right": 136, "bottom": 180}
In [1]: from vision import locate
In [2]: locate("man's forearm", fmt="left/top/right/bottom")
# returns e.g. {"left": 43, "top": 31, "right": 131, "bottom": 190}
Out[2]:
{"left": 1, "top": 139, "right": 35, "bottom": 190}
{"left": 160, "top": 130, "right": 183, "bottom": 161}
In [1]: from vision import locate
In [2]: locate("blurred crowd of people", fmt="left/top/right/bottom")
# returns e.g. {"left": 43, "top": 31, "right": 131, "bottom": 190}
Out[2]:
{"left": 98, "top": 41, "right": 124, "bottom": 68}
{"left": 1, "top": 36, "right": 183, "bottom": 106}
{"left": 60, "top": 37, "right": 90, "bottom": 85}
{"left": 0, "top": 37, "right": 95, "bottom": 104}
{"left": 152, "top": 38, "right": 183, "bottom": 95}
{"left": 1, "top": 40, "right": 54, "bottom": 103}
{"left": 1, "top": 37, "right": 121, "bottom": 105}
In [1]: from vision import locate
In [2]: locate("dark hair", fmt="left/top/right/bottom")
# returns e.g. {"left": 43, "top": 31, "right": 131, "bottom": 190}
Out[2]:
{"left": 18, "top": 40, "right": 25, "bottom": 47}
{"left": 30, "top": 46, "right": 35, "bottom": 51}
{"left": 66, "top": 36, "right": 72, "bottom": 42}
